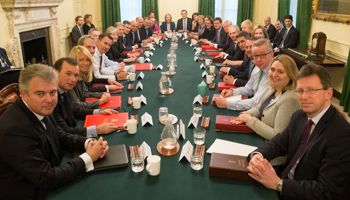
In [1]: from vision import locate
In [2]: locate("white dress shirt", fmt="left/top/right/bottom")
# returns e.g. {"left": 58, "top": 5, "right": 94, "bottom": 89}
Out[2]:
{"left": 93, "top": 48, "right": 119, "bottom": 80}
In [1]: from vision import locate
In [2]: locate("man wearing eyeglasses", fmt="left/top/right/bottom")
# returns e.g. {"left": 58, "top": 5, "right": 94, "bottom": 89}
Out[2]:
{"left": 247, "top": 63, "right": 350, "bottom": 200}
{"left": 215, "top": 39, "right": 272, "bottom": 111}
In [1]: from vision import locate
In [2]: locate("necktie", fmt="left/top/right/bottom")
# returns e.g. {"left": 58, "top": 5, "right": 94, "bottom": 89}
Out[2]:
{"left": 61, "top": 92, "right": 74, "bottom": 127}
{"left": 216, "top": 30, "right": 219, "bottom": 43}
{"left": 137, "top": 29, "right": 141, "bottom": 41}
{"left": 226, "top": 34, "right": 229, "bottom": 43}
{"left": 232, "top": 42, "right": 236, "bottom": 54}
{"left": 279, "top": 28, "right": 290, "bottom": 48}
{"left": 79, "top": 27, "right": 84, "bottom": 36}
{"left": 124, "top": 36, "right": 126, "bottom": 45}
{"left": 41, "top": 116, "right": 59, "bottom": 161}
{"left": 99, "top": 55, "right": 103, "bottom": 72}
{"left": 249, "top": 62, "right": 254, "bottom": 77}
{"left": 255, "top": 70, "right": 263, "bottom": 91}
{"left": 184, "top": 19, "right": 187, "bottom": 31}
{"left": 280, "top": 119, "right": 314, "bottom": 179}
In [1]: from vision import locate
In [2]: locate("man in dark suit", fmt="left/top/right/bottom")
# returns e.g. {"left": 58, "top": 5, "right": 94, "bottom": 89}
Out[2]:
{"left": 222, "top": 37, "right": 256, "bottom": 87}
{"left": 144, "top": 17, "right": 153, "bottom": 37}
{"left": 270, "top": 20, "right": 284, "bottom": 44}
{"left": 216, "top": 25, "right": 245, "bottom": 63}
{"left": 0, "top": 64, "right": 108, "bottom": 199}
{"left": 273, "top": 15, "right": 300, "bottom": 53}
{"left": 0, "top": 47, "right": 21, "bottom": 90}
{"left": 114, "top": 22, "right": 138, "bottom": 60}
{"left": 52, "top": 57, "right": 118, "bottom": 137}
{"left": 134, "top": 17, "right": 152, "bottom": 46}
{"left": 71, "top": 16, "right": 85, "bottom": 46}
{"left": 176, "top": 9, "right": 192, "bottom": 33}
{"left": 208, "top": 20, "right": 232, "bottom": 51}
{"left": 123, "top": 20, "right": 138, "bottom": 50}
{"left": 264, "top": 16, "right": 276, "bottom": 42}
{"left": 247, "top": 63, "right": 350, "bottom": 199}
{"left": 203, "top": 17, "right": 226, "bottom": 46}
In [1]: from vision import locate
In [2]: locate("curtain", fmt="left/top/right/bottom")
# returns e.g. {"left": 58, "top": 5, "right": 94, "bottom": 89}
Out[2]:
{"left": 142, "top": 0, "right": 159, "bottom": 24}
{"left": 101, "top": 0, "right": 121, "bottom": 32}
{"left": 236, "top": 0, "right": 254, "bottom": 27}
{"left": 340, "top": 49, "right": 350, "bottom": 115}
{"left": 198, "top": 0, "right": 215, "bottom": 17}
{"left": 277, "top": 0, "right": 290, "bottom": 21}
{"left": 296, "top": 0, "right": 312, "bottom": 49}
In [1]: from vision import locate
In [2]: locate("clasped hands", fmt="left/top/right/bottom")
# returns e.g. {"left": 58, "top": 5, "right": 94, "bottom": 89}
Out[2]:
{"left": 86, "top": 137, "right": 109, "bottom": 161}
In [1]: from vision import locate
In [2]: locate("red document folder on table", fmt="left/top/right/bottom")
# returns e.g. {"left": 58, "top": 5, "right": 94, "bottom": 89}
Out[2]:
{"left": 206, "top": 52, "right": 221, "bottom": 56}
{"left": 122, "top": 49, "right": 142, "bottom": 56}
{"left": 92, "top": 83, "right": 122, "bottom": 93}
{"left": 211, "top": 94, "right": 248, "bottom": 106}
{"left": 156, "top": 34, "right": 164, "bottom": 38}
{"left": 215, "top": 115, "right": 254, "bottom": 133}
{"left": 211, "top": 57, "right": 225, "bottom": 62}
{"left": 85, "top": 96, "right": 121, "bottom": 109}
{"left": 84, "top": 112, "right": 129, "bottom": 129}
{"left": 201, "top": 45, "right": 218, "bottom": 50}
{"left": 218, "top": 82, "right": 238, "bottom": 91}
{"left": 131, "top": 63, "right": 153, "bottom": 71}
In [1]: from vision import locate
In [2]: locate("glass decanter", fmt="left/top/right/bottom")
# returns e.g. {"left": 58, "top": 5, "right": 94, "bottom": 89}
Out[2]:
{"left": 159, "top": 72, "right": 169, "bottom": 94}
{"left": 160, "top": 117, "right": 178, "bottom": 149}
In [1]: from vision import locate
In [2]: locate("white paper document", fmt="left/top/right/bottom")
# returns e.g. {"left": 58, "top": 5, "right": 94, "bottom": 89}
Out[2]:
{"left": 225, "top": 95, "right": 242, "bottom": 102}
{"left": 187, "top": 114, "right": 199, "bottom": 128}
{"left": 136, "top": 81, "right": 143, "bottom": 90}
{"left": 178, "top": 140, "right": 193, "bottom": 162}
{"left": 138, "top": 72, "right": 145, "bottom": 79}
{"left": 206, "top": 139, "right": 257, "bottom": 157}
{"left": 193, "top": 95, "right": 203, "bottom": 105}
{"left": 141, "top": 112, "right": 153, "bottom": 126}
{"left": 140, "top": 94, "right": 147, "bottom": 105}
{"left": 139, "top": 141, "right": 152, "bottom": 159}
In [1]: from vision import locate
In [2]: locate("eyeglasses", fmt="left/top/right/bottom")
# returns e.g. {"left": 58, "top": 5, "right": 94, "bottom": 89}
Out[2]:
{"left": 252, "top": 51, "right": 272, "bottom": 60}
{"left": 296, "top": 88, "right": 326, "bottom": 96}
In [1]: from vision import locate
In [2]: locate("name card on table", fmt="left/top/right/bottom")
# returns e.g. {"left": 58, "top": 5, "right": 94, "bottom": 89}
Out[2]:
{"left": 186, "top": 40, "right": 189, "bottom": 44}
{"left": 177, "top": 119, "right": 185, "bottom": 139}
{"left": 150, "top": 52, "right": 154, "bottom": 56}
{"left": 140, "top": 94, "right": 147, "bottom": 105}
{"left": 136, "top": 81, "right": 143, "bottom": 90}
{"left": 164, "top": 38, "right": 168, "bottom": 41}
{"left": 138, "top": 72, "right": 145, "bottom": 79}
{"left": 141, "top": 112, "right": 153, "bottom": 126}
{"left": 145, "top": 58, "right": 151, "bottom": 62}
{"left": 200, "top": 80, "right": 206, "bottom": 85}
{"left": 193, "top": 94, "right": 203, "bottom": 105}
{"left": 140, "top": 141, "right": 152, "bottom": 159}
{"left": 200, "top": 63, "right": 206, "bottom": 69}
{"left": 156, "top": 64, "right": 163, "bottom": 70}
{"left": 193, "top": 47, "right": 197, "bottom": 51}
{"left": 178, "top": 140, "right": 193, "bottom": 162}
{"left": 187, "top": 114, "right": 199, "bottom": 128}
{"left": 194, "top": 56, "right": 199, "bottom": 62}
{"left": 202, "top": 71, "right": 208, "bottom": 78}
{"left": 159, "top": 43, "right": 163, "bottom": 47}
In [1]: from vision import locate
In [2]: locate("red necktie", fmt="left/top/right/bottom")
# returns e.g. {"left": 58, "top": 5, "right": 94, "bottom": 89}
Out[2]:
{"left": 280, "top": 119, "right": 314, "bottom": 179}
{"left": 216, "top": 30, "right": 219, "bottom": 43}
{"left": 99, "top": 55, "right": 103, "bottom": 72}
{"left": 137, "top": 29, "right": 141, "bottom": 41}
{"left": 226, "top": 34, "right": 229, "bottom": 43}
{"left": 232, "top": 42, "right": 236, "bottom": 54}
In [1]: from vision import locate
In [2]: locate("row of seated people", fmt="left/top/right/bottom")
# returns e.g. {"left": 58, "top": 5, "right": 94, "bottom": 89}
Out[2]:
{"left": 0, "top": 11, "right": 349, "bottom": 200}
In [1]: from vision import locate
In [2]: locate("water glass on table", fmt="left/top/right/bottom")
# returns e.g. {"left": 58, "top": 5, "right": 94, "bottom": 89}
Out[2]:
{"left": 193, "top": 104, "right": 202, "bottom": 117}
{"left": 193, "top": 128, "right": 205, "bottom": 145}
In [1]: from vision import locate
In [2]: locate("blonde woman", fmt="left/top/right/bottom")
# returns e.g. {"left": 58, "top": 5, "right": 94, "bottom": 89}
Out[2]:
{"left": 161, "top": 13, "right": 175, "bottom": 33}
{"left": 231, "top": 55, "right": 301, "bottom": 166}
{"left": 68, "top": 45, "right": 111, "bottom": 109}
{"left": 252, "top": 25, "right": 269, "bottom": 39}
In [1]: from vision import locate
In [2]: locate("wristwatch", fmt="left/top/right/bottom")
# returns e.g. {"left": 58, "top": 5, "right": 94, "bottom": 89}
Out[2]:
{"left": 277, "top": 179, "right": 283, "bottom": 192}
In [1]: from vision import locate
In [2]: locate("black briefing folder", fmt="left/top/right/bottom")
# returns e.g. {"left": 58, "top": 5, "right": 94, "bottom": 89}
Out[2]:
{"left": 74, "top": 144, "right": 129, "bottom": 172}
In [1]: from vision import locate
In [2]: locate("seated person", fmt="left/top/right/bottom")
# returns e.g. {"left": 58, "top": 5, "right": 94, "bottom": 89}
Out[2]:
{"left": 71, "top": 16, "right": 84, "bottom": 46}
{"left": 209, "top": 20, "right": 233, "bottom": 51}
{"left": 148, "top": 11, "right": 159, "bottom": 33}
{"left": 252, "top": 25, "right": 269, "bottom": 40}
{"left": 134, "top": 17, "right": 152, "bottom": 45}
{"left": 0, "top": 47, "right": 21, "bottom": 90}
{"left": 188, "top": 15, "right": 205, "bottom": 38}
{"left": 143, "top": 17, "right": 153, "bottom": 37}
{"left": 264, "top": 16, "right": 276, "bottom": 41}
{"left": 176, "top": 9, "right": 192, "bottom": 33}
{"left": 82, "top": 14, "right": 95, "bottom": 34}
{"left": 215, "top": 39, "right": 273, "bottom": 111}
{"left": 222, "top": 37, "right": 256, "bottom": 87}
{"left": 88, "top": 28, "right": 100, "bottom": 40}
{"left": 232, "top": 54, "right": 300, "bottom": 167}
{"left": 105, "top": 26, "right": 137, "bottom": 63}
{"left": 92, "top": 33, "right": 127, "bottom": 81}
{"left": 191, "top": 12, "right": 199, "bottom": 32}
{"left": 123, "top": 20, "right": 139, "bottom": 51}
{"left": 247, "top": 63, "right": 350, "bottom": 199}
{"left": 215, "top": 25, "right": 245, "bottom": 63}
{"left": 241, "top": 19, "right": 254, "bottom": 36}
{"left": 53, "top": 57, "right": 119, "bottom": 137}
{"left": 202, "top": 17, "right": 226, "bottom": 46}
{"left": 270, "top": 20, "right": 284, "bottom": 44}
{"left": 0, "top": 64, "right": 108, "bottom": 199}
{"left": 115, "top": 23, "right": 139, "bottom": 57}
{"left": 161, "top": 13, "right": 175, "bottom": 33}
{"left": 198, "top": 18, "right": 216, "bottom": 41}
{"left": 273, "top": 15, "right": 300, "bottom": 53}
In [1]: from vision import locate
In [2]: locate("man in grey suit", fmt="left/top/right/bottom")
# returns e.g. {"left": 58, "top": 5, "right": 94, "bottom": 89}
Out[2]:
{"left": 247, "top": 63, "right": 350, "bottom": 200}
{"left": 71, "top": 16, "right": 85, "bottom": 46}
{"left": 176, "top": 9, "right": 192, "bottom": 33}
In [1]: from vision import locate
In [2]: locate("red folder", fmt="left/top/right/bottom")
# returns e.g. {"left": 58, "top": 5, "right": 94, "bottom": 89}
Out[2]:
{"left": 85, "top": 96, "right": 121, "bottom": 109}
{"left": 215, "top": 115, "right": 254, "bottom": 133}
{"left": 92, "top": 83, "right": 122, "bottom": 93}
{"left": 211, "top": 57, "right": 225, "bottom": 62}
{"left": 156, "top": 34, "right": 164, "bottom": 38}
{"left": 218, "top": 82, "right": 238, "bottom": 91}
{"left": 206, "top": 52, "right": 221, "bottom": 56}
{"left": 122, "top": 49, "right": 142, "bottom": 56}
{"left": 211, "top": 94, "right": 248, "bottom": 106}
{"left": 84, "top": 112, "right": 129, "bottom": 129}
{"left": 201, "top": 44, "right": 218, "bottom": 50}
{"left": 131, "top": 63, "right": 153, "bottom": 71}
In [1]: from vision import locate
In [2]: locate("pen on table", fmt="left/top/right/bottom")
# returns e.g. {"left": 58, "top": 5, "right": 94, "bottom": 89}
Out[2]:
{"left": 123, "top": 107, "right": 127, "bottom": 112}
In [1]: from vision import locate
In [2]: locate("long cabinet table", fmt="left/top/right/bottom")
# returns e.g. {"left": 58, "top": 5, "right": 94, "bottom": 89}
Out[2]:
{"left": 48, "top": 37, "right": 279, "bottom": 200}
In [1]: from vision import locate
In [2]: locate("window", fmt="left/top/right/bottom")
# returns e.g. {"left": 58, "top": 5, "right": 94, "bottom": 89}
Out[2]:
{"left": 120, "top": 0, "right": 142, "bottom": 22}
{"left": 289, "top": 0, "right": 298, "bottom": 27}
{"left": 215, "top": 0, "right": 239, "bottom": 24}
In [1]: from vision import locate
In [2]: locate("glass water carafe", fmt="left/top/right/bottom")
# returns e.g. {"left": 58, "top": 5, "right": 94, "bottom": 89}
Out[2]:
{"left": 159, "top": 72, "right": 169, "bottom": 94}
{"left": 161, "top": 117, "right": 178, "bottom": 149}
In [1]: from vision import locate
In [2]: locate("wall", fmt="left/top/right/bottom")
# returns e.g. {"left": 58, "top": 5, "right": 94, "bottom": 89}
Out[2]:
{"left": 0, "top": 4, "right": 9, "bottom": 53}
{"left": 57, "top": 0, "right": 75, "bottom": 57}
{"left": 158, "top": 0, "right": 198, "bottom": 26}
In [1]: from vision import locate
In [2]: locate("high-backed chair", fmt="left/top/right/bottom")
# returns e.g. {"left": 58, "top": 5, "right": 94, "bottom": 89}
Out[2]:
{"left": 0, "top": 83, "right": 20, "bottom": 105}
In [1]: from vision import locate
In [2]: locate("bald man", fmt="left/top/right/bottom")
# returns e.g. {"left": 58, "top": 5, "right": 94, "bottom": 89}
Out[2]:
{"left": 264, "top": 16, "right": 276, "bottom": 42}
{"left": 134, "top": 17, "right": 152, "bottom": 45}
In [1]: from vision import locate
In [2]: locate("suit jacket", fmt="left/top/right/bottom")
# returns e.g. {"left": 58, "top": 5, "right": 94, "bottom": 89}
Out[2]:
{"left": 217, "top": 35, "right": 232, "bottom": 52}
{"left": 198, "top": 26, "right": 216, "bottom": 41}
{"left": 210, "top": 27, "right": 227, "bottom": 45}
{"left": 250, "top": 106, "right": 350, "bottom": 199}
{"left": 225, "top": 41, "right": 245, "bottom": 61}
{"left": 265, "top": 24, "right": 276, "bottom": 41}
{"left": 134, "top": 27, "right": 148, "bottom": 46}
{"left": 105, "top": 42, "right": 126, "bottom": 62}
{"left": 68, "top": 80, "right": 102, "bottom": 109}
{"left": 0, "top": 98, "right": 87, "bottom": 200}
{"left": 273, "top": 26, "right": 300, "bottom": 49}
{"left": 176, "top": 18, "right": 192, "bottom": 31}
{"left": 0, "top": 47, "right": 20, "bottom": 90}
{"left": 271, "top": 29, "right": 281, "bottom": 44}
{"left": 228, "top": 57, "right": 254, "bottom": 87}
{"left": 161, "top": 21, "right": 175, "bottom": 33}
{"left": 124, "top": 33, "right": 133, "bottom": 50}
{"left": 0, "top": 47, "right": 12, "bottom": 67}
{"left": 129, "top": 31, "right": 137, "bottom": 46}
{"left": 85, "top": 75, "right": 108, "bottom": 93}
{"left": 71, "top": 25, "right": 83, "bottom": 46}
{"left": 82, "top": 23, "right": 95, "bottom": 35}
